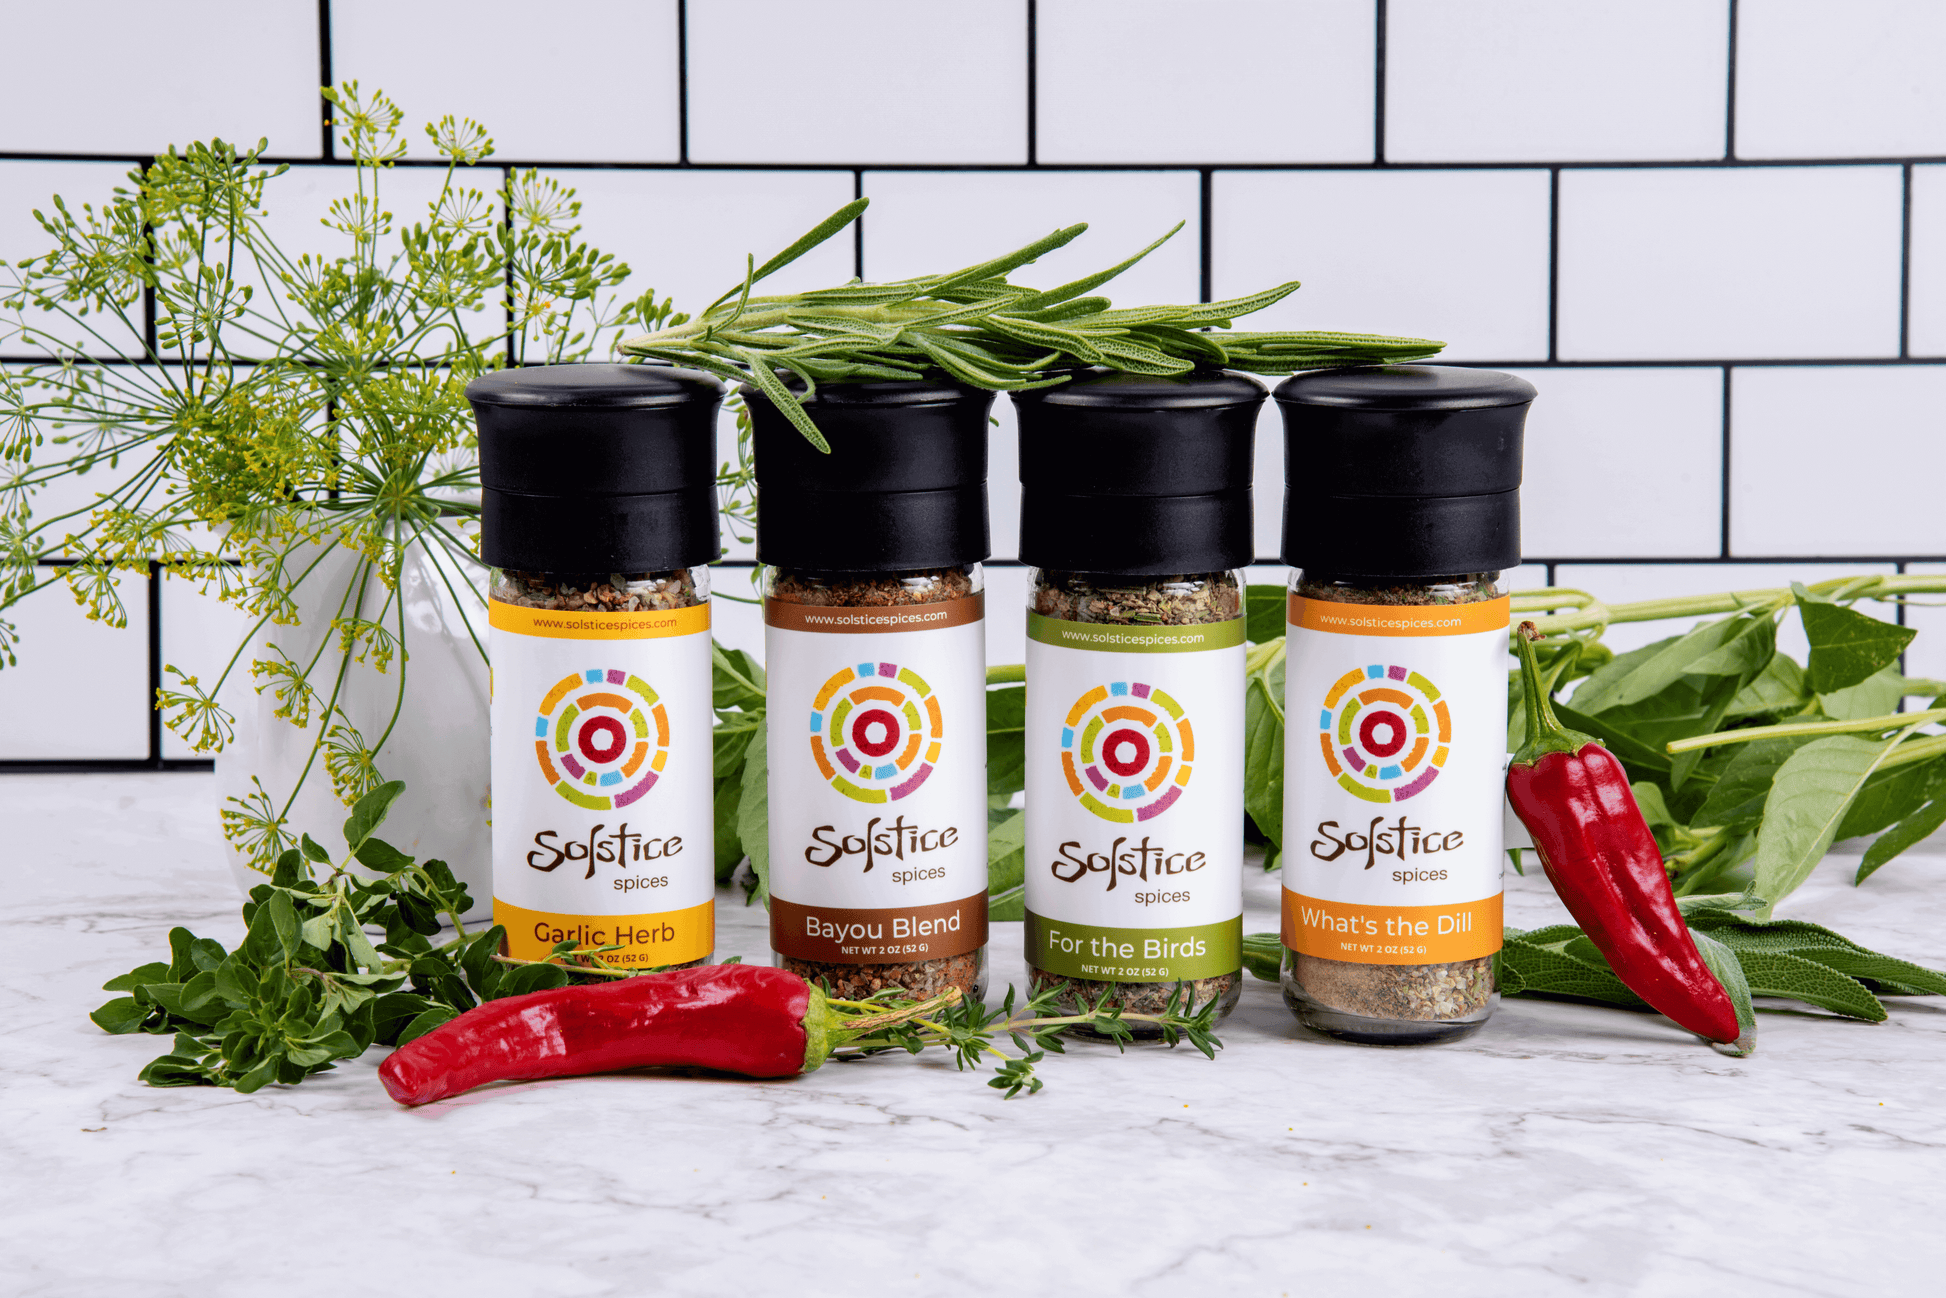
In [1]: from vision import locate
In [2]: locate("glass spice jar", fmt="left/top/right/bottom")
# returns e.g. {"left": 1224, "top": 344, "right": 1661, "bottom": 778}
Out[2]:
{"left": 468, "top": 363, "right": 723, "bottom": 971}
{"left": 1013, "top": 370, "right": 1265, "bottom": 1034}
{"left": 1273, "top": 365, "right": 1536, "bottom": 1045}
{"left": 746, "top": 378, "right": 993, "bottom": 1003}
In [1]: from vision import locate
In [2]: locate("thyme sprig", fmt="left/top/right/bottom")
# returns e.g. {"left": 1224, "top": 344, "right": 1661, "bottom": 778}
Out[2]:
{"left": 619, "top": 198, "right": 1443, "bottom": 450}
{"left": 840, "top": 981, "right": 1223, "bottom": 1098}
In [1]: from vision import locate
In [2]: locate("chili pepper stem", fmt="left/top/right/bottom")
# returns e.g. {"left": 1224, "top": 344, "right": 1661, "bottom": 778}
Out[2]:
{"left": 1512, "top": 620, "right": 1600, "bottom": 766}
{"left": 803, "top": 986, "right": 965, "bottom": 1072}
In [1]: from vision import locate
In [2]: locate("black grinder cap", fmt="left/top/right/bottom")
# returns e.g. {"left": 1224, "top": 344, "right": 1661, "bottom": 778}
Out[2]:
{"left": 467, "top": 363, "right": 723, "bottom": 574}
{"left": 1275, "top": 365, "right": 1536, "bottom": 580}
{"left": 743, "top": 377, "right": 994, "bottom": 573}
{"left": 1012, "top": 370, "right": 1266, "bottom": 576}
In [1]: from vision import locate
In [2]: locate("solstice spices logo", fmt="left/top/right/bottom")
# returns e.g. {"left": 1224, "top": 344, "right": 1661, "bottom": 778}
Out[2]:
{"left": 1060, "top": 681, "right": 1194, "bottom": 823}
{"left": 1318, "top": 664, "right": 1450, "bottom": 804}
{"left": 533, "top": 668, "right": 671, "bottom": 811}
{"left": 809, "top": 661, "right": 942, "bottom": 803}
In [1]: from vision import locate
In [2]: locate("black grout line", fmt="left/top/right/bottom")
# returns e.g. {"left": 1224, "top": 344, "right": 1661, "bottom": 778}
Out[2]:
{"left": 1547, "top": 168, "right": 1560, "bottom": 362}
{"left": 1901, "top": 162, "right": 1914, "bottom": 358}
{"left": 1724, "top": 0, "right": 1739, "bottom": 161}
{"left": 1025, "top": 0, "right": 1038, "bottom": 166}
{"left": 8, "top": 152, "right": 1940, "bottom": 172}
{"left": 13, "top": 353, "right": 1941, "bottom": 371}
{"left": 676, "top": 0, "right": 690, "bottom": 165}
{"left": 0, "top": 760, "right": 214, "bottom": 773}
{"left": 1198, "top": 169, "right": 1213, "bottom": 303}
{"left": 317, "top": 0, "right": 334, "bottom": 159}
{"left": 1373, "top": 0, "right": 1388, "bottom": 165}
{"left": 852, "top": 169, "right": 865, "bottom": 279}
{"left": 1720, "top": 365, "right": 1734, "bottom": 558}
{"left": 146, "top": 562, "right": 163, "bottom": 763}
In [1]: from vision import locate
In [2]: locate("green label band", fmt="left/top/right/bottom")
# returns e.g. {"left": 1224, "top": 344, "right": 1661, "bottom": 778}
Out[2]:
{"left": 1026, "top": 912, "right": 1242, "bottom": 982}
{"left": 1026, "top": 611, "right": 1245, "bottom": 654}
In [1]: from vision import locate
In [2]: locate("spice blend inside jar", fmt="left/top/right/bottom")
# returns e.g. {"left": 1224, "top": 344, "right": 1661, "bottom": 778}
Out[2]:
{"left": 468, "top": 363, "right": 723, "bottom": 970}
{"left": 1274, "top": 365, "right": 1536, "bottom": 1045}
{"left": 1014, "top": 371, "right": 1264, "bottom": 1032}
{"left": 749, "top": 379, "right": 993, "bottom": 1002}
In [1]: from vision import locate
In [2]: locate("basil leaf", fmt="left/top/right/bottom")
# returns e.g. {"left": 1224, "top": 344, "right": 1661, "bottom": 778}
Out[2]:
{"left": 1818, "top": 664, "right": 1920, "bottom": 721}
{"left": 1800, "top": 600, "right": 1915, "bottom": 693}
{"left": 988, "top": 883, "right": 1025, "bottom": 923}
{"left": 90, "top": 997, "right": 151, "bottom": 1034}
{"left": 1753, "top": 734, "right": 1908, "bottom": 913}
{"left": 987, "top": 808, "right": 1025, "bottom": 897}
{"left": 1243, "top": 666, "right": 1285, "bottom": 862}
{"left": 986, "top": 684, "right": 1025, "bottom": 798}
{"left": 1857, "top": 795, "right": 1946, "bottom": 884}
{"left": 736, "top": 723, "right": 770, "bottom": 906}
{"left": 1244, "top": 585, "right": 1285, "bottom": 645}
{"left": 1691, "top": 736, "right": 1810, "bottom": 829}
{"left": 712, "top": 643, "right": 766, "bottom": 712}
{"left": 354, "top": 837, "right": 414, "bottom": 874}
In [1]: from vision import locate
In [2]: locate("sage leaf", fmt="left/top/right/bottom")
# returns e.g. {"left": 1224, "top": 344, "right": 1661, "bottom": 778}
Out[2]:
{"left": 1799, "top": 947, "right": 1946, "bottom": 996}
{"left": 1497, "top": 937, "right": 1644, "bottom": 1006}
{"left": 1753, "top": 733, "right": 1909, "bottom": 913}
{"left": 1733, "top": 949, "right": 1886, "bottom": 1020}
{"left": 1691, "top": 930, "right": 1756, "bottom": 1056}
{"left": 1800, "top": 600, "right": 1915, "bottom": 693}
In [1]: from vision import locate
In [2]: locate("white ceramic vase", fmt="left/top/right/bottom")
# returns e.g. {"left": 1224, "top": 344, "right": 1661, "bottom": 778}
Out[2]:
{"left": 216, "top": 533, "right": 493, "bottom": 922}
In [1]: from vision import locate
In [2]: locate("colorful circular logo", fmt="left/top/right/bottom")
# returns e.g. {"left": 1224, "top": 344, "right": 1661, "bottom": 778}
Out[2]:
{"left": 810, "top": 661, "right": 942, "bottom": 803}
{"left": 1319, "top": 664, "right": 1450, "bottom": 803}
{"left": 534, "top": 668, "right": 669, "bottom": 810}
{"left": 1060, "top": 681, "right": 1192, "bottom": 823}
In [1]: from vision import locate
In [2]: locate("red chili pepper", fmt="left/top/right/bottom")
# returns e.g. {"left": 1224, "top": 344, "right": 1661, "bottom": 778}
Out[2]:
{"left": 378, "top": 963, "right": 957, "bottom": 1107}
{"left": 1505, "top": 622, "right": 1742, "bottom": 1046}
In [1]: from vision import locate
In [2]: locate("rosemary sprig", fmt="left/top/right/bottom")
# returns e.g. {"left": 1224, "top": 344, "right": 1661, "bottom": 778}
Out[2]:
{"left": 618, "top": 198, "right": 1443, "bottom": 449}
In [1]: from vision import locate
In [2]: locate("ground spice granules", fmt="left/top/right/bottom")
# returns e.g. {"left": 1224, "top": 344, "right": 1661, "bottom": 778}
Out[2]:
{"left": 745, "top": 378, "right": 995, "bottom": 1006}
{"left": 1274, "top": 365, "right": 1534, "bottom": 1046}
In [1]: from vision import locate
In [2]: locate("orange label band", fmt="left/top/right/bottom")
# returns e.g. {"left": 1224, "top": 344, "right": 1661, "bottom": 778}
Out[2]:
{"left": 1288, "top": 594, "right": 1511, "bottom": 638}
{"left": 489, "top": 600, "right": 711, "bottom": 641}
{"left": 495, "top": 898, "right": 714, "bottom": 965}
{"left": 1280, "top": 891, "right": 1502, "bottom": 964}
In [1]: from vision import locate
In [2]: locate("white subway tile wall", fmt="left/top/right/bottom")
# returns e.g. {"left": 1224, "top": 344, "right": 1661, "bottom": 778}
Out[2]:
{"left": 0, "top": 1, "right": 1940, "bottom": 767}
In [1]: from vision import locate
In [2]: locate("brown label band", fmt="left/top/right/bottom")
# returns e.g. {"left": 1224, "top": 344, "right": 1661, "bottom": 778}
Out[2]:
{"left": 770, "top": 892, "right": 989, "bottom": 964}
{"left": 765, "top": 592, "right": 984, "bottom": 634}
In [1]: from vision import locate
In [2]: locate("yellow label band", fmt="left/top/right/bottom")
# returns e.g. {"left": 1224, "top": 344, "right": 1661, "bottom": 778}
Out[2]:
{"left": 495, "top": 898, "right": 714, "bottom": 966}
{"left": 1288, "top": 594, "right": 1511, "bottom": 638}
{"left": 1280, "top": 891, "right": 1502, "bottom": 964}
{"left": 489, "top": 600, "right": 712, "bottom": 641}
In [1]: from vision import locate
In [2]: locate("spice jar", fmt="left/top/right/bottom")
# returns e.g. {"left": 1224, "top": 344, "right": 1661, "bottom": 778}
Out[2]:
{"left": 1013, "top": 370, "right": 1263, "bottom": 1032}
{"left": 468, "top": 362, "right": 722, "bottom": 969}
{"left": 747, "top": 378, "right": 993, "bottom": 1002}
{"left": 1274, "top": 364, "right": 1535, "bottom": 1044}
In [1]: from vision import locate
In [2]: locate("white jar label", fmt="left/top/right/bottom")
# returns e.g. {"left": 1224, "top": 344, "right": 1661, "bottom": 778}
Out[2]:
{"left": 765, "top": 593, "right": 988, "bottom": 964}
{"left": 1280, "top": 593, "right": 1508, "bottom": 965}
{"left": 489, "top": 600, "right": 715, "bottom": 965}
{"left": 1024, "top": 611, "right": 1246, "bottom": 982}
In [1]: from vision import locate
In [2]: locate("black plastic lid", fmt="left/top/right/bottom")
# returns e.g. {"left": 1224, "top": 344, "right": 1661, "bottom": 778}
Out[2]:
{"left": 467, "top": 363, "right": 723, "bottom": 572}
{"left": 744, "top": 378, "right": 994, "bottom": 572}
{"left": 1013, "top": 369, "right": 1265, "bottom": 575}
{"left": 1275, "top": 365, "right": 1533, "bottom": 579}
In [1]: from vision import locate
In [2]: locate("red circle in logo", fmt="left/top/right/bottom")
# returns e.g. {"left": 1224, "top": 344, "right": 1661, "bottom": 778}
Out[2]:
{"left": 578, "top": 714, "right": 628, "bottom": 765}
{"left": 851, "top": 708, "right": 901, "bottom": 758}
{"left": 1359, "top": 710, "right": 1407, "bottom": 759}
{"left": 1102, "top": 727, "right": 1151, "bottom": 777}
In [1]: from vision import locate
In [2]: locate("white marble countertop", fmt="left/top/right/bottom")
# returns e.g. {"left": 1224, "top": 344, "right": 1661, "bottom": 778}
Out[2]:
{"left": 5, "top": 772, "right": 1944, "bottom": 1296}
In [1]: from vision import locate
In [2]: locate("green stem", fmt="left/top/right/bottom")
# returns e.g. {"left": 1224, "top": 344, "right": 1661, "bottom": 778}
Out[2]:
{"left": 1511, "top": 621, "right": 1595, "bottom": 764}
{"left": 987, "top": 663, "right": 1025, "bottom": 685}
{"left": 1666, "top": 707, "right": 1946, "bottom": 755}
